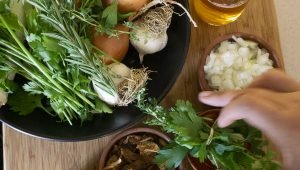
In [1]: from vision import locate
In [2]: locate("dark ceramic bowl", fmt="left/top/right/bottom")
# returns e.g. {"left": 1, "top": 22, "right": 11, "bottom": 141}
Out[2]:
{"left": 0, "top": 1, "right": 191, "bottom": 141}
{"left": 198, "top": 32, "right": 283, "bottom": 91}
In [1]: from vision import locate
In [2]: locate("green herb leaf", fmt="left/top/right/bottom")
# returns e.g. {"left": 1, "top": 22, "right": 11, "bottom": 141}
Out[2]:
{"left": 211, "top": 151, "right": 240, "bottom": 170}
{"left": 8, "top": 86, "right": 44, "bottom": 116}
{"left": 169, "top": 100, "right": 203, "bottom": 138}
{"left": 0, "top": 2, "right": 6, "bottom": 13}
{"left": 118, "top": 12, "right": 134, "bottom": 19}
{"left": 95, "top": 99, "right": 112, "bottom": 113}
{"left": 155, "top": 143, "right": 189, "bottom": 169}
{"left": 215, "top": 144, "right": 235, "bottom": 155}
{"left": 101, "top": 0, "right": 118, "bottom": 27}
{"left": 198, "top": 143, "right": 207, "bottom": 163}
{"left": 42, "top": 36, "right": 64, "bottom": 52}
{"left": 0, "top": 13, "right": 21, "bottom": 31}
{"left": 0, "top": 70, "right": 17, "bottom": 92}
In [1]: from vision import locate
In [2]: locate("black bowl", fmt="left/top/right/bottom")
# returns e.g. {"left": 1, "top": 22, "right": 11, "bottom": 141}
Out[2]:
{"left": 0, "top": 1, "right": 191, "bottom": 141}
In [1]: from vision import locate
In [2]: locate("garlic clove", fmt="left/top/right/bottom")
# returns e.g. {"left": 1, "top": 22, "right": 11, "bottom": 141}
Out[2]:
{"left": 93, "top": 81, "right": 119, "bottom": 106}
{"left": 0, "top": 90, "right": 8, "bottom": 107}
{"left": 108, "top": 63, "right": 131, "bottom": 87}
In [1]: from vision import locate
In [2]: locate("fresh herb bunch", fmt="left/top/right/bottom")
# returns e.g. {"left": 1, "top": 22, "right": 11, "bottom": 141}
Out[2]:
{"left": 136, "top": 89, "right": 281, "bottom": 170}
{"left": 64, "top": 0, "right": 135, "bottom": 37}
{"left": 0, "top": 0, "right": 130, "bottom": 124}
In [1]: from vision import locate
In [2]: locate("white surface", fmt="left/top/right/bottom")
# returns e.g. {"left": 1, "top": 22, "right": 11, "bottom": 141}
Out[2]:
{"left": 274, "top": 0, "right": 300, "bottom": 81}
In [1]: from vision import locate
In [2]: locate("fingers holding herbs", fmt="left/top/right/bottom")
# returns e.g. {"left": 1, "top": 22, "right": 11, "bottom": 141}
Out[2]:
{"left": 199, "top": 70, "right": 300, "bottom": 169}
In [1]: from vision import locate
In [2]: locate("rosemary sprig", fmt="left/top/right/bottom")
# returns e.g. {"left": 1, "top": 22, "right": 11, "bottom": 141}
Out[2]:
{"left": 28, "top": 0, "right": 118, "bottom": 99}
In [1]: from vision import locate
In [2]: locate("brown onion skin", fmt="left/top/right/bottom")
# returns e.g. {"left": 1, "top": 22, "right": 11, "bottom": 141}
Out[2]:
{"left": 102, "top": 0, "right": 149, "bottom": 13}
{"left": 92, "top": 25, "right": 129, "bottom": 64}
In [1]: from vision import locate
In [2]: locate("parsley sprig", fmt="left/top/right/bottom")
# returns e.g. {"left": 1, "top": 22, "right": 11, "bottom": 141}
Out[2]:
{"left": 136, "top": 89, "right": 281, "bottom": 170}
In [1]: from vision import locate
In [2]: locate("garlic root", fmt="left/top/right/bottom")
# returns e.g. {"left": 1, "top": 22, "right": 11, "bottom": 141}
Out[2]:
{"left": 131, "top": 0, "right": 197, "bottom": 27}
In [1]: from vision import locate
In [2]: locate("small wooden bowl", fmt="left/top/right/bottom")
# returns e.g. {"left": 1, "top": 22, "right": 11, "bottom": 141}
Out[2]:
{"left": 198, "top": 32, "right": 284, "bottom": 91}
{"left": 99, "top": 127, "right": 182, "bottom": 169}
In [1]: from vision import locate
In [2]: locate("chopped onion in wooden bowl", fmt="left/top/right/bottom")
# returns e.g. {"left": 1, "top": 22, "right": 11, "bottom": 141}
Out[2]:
{"left": 198, "top": 33, "right": 284, "bottom": 91}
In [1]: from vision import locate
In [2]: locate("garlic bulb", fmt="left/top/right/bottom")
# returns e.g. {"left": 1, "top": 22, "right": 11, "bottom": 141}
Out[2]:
{"left": 131, "top": 26, "right": 168, "bottom": 63}
{"left": 93, "top": 81, "right": 119, "bottom": 106}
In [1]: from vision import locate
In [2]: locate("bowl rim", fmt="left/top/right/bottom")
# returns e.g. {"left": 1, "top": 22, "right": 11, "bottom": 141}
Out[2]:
{"left": 98, "top": 127, "right": 171, "bottom": 169}
{"left": 198, "top": 32, "right": 284, "bottom": 91}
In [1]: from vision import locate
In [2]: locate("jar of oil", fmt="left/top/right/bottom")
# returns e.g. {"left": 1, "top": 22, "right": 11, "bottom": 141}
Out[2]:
{"left": 193, "top": 0, "right": 249, "bottom": 26}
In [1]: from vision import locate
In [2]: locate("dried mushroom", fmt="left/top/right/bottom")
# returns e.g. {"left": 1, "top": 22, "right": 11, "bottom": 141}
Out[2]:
{"left": 136, "top": 141, "right": 160, "bottom": 156}
{"left": 104, "top": 133, "right": 168, "bottom": 170}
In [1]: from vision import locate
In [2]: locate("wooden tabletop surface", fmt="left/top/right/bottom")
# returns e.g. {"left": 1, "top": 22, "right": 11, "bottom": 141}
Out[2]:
{"left": 3, "top": 0, "right": 283, "bottom": 169}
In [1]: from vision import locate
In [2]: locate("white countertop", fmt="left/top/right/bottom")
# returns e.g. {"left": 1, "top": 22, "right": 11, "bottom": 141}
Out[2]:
{"left": 275, "top": 0, "right": 300, "bottom": 81}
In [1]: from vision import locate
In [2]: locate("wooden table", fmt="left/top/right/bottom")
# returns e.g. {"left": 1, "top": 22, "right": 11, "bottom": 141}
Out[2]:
{"left": 3, "top": 0, "right": 283, "bottom": 169}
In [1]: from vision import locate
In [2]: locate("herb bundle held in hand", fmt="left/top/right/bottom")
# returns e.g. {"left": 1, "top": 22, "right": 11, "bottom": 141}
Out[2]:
{"left": 136, "top": 89, "right": 281, "bottom": 169}
{"left": 0, "top": 0, "right": 149, "bottom": 125}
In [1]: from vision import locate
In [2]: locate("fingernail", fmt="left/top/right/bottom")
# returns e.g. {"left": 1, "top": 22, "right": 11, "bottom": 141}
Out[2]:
{"left": 199, "top": 91, "right": 214, "bottom": 98}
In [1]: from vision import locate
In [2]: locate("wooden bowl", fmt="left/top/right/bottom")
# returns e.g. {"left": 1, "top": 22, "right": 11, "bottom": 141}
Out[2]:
{"left": 198, "top": 32, "right": 284, "bottom": 91}
{"left": 99, "top": 127, "right": 183, "bottom": 169}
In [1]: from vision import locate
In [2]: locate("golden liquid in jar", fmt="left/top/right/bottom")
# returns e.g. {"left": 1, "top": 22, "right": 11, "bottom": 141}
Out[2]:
{"left": 193, "top": 0, "right": 249, "bottom": 26}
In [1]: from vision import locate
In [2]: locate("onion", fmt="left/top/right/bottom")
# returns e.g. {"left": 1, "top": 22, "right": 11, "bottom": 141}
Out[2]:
{"left": 204, "top": 36, "right": 274, "bottom": 91}
{"left": 102, "top": 0, "right": 149, "bottom": 13}
{"left": 92, "top": 25, "right": 129, "bottom": 64}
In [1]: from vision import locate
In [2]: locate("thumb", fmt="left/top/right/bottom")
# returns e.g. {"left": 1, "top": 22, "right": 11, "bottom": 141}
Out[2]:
{"left": 198, "top": 90, "right": 245, "bottom": 107}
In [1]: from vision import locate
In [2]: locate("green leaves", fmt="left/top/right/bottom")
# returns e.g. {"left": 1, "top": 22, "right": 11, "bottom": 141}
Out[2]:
{"left": 7, "top": 86, "right": 45, "bottom": 116}
{"left": 169, "top": 101, "right": 203, "bottom": 135}
{"left": 101, "top": 0, "right": 118, "bottom": 27}
{"left": 24, "top": 3, "right": 51, "bottom": 34}
{"left": 42, "top": 36, "right": 64, "bottom": 52}
{"left": 155, "top": 143, "right": 189, "bottom": 169}
{"left": 137, "top": 96, "right": 281, "bottom": 170}
{"left": 211, "top": 150, "right": 240, "bottom": 170}
{"left": 0, "top": 70, "right": 17, "bottom": 93}
{"left": 198, "top": 143, "right": 207, "bottom": 162}
{"left": 214, "top": 144, "right": 235, "bottom": 155}
{"left": 174, "top": 100, "right": 195, "bottom": 114}
{"left": 26, "top": 33, "right": 64, "bottom": 72}
{"left": 0, "top": 13, "right": 21, "bottom": 31}
{"left": 0, "top": 1, "right": 21, "bottom": 31}
{"left": 0, "top": 0, "right": 117, "bottom": 124}
{"left": 95, "top": 99, "right": 112, "bottom": 113}
{"left": 100, "top": 0, "right": 133, "bottom": 30}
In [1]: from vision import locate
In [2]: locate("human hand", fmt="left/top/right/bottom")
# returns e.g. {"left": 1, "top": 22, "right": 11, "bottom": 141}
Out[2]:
{"left": 199, "top": 69, "right": 300, "bottom": 170}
